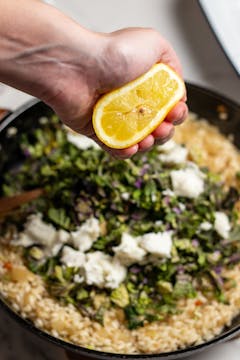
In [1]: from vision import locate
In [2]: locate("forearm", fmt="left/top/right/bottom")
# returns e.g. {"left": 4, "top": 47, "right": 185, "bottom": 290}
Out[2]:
{"left": 0, "top": 1, "right": 187, "bottom": 157}
{"left": 0, "top": 0, "right": 101, "bottom": 102}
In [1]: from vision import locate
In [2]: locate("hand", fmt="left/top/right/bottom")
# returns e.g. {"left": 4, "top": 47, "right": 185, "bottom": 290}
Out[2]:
{"left": 0, "top": 0, "right": 187, "bottom": 158}
{"left": 45, "top": 27, "right": 188, "bottom": 158}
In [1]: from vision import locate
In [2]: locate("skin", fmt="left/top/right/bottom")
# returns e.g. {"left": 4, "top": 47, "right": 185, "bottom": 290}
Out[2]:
{"left": 0, "top": 0, "right": 188, "bottom": 158}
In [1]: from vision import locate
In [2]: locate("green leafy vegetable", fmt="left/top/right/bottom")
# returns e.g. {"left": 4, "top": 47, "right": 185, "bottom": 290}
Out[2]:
{"left": 1, "top": 113, "right": 239, "bottom": 329}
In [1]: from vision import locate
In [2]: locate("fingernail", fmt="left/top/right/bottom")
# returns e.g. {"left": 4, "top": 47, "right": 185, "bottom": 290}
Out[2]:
{"left": 156, "top": 128, "right": 175, "bottom": 145}
{"left": 173, "top": 118, "right": 184, "bottom": 126}
{"left": 173, "top": 110, "right": 187, "bottom": 126}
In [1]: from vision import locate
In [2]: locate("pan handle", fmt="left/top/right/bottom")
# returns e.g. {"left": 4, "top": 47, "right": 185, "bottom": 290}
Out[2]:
{"left": 0, "top": 108, "right": 12, "bottom": 122}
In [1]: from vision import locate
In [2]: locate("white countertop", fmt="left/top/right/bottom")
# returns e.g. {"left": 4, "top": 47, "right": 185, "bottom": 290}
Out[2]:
{"left": 0, "top": 1, "right": 239, "bottom": 359}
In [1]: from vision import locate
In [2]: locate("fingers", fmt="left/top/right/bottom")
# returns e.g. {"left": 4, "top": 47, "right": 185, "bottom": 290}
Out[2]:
{"left": 138, "top": 135, "right": 155, "bottom": 150}
{"left": 93, "top": 119, "right": 177, "bottom": 159}
{"left": 89, "top": 28, "right": 188, "bottom": 159}
{"left": 151, "top": 120, "right": 174, "bottom": 139}
{"left": 165, "top": 101, "right": 188, "bottom": 125}
{"left": 155, "top": 34, "right": 187, "bottom": 103}
{"left": 91, "top": 133, "right": 139, "bottom": 159}
{"left": 112, "top": 122, "right": 175, "bottom": 158}
{"left": 133, "top": 102, "right": 187, "bottom": 156}
{"left": 111, "top": 145, "right": 139, "bottom": 159}
{"left": 155, "top": 35, "right": 183, "bottom": 76}
{"left": 91, "top": 103, "right": 186, "bottom": 159}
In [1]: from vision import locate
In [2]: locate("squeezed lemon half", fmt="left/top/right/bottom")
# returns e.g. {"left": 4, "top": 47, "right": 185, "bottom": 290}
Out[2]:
{"left": 92, "top": 63, "right": 185, "bottom": 149}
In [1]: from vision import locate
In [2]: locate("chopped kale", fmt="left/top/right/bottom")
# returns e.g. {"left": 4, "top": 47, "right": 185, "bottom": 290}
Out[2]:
{"left": 47, "top": 207, "right": 72, "bottom": 230}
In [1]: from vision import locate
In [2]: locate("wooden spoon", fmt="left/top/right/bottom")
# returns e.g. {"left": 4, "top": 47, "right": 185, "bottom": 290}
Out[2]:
{"left": 0, "top": 188, "right": 43, "bottom": 218}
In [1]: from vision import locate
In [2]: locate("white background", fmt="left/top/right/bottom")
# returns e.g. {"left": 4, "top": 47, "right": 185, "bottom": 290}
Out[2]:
{"left": 0, "top": 1, "right": 239, "bottom": 359}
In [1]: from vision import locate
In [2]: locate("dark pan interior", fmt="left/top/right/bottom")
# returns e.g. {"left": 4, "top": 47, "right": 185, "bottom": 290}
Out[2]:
{"left": 0, "top": 84, "right": 240, "bottom": 359}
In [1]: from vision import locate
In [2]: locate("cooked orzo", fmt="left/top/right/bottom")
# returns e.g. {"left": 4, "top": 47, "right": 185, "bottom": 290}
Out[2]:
{"left": 0, "top": 113, "right": 239, "bottom": 354}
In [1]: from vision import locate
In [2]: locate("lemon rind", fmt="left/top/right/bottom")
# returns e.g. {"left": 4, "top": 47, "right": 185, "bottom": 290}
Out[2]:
{"left": 92, "top": 64, "right": 185, "bottom": 149}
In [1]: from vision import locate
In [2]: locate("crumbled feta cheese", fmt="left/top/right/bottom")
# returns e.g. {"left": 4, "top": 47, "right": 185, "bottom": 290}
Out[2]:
{"left": 71, "top": 217, "right": 100, "bottom": 252}
{"left": 139, "top": 231, "right": 173, "bottom": 258}
{"left": 158, "top": 139, "right": 176, "bottom": 152}
{"left": 73, "top": 274, "right": 84, "bottom": 283}
{"left": 159, "top": 145, "right": 188, "bottom": 164}
{"left": 170, "top": 167, "right": 204, "bottom": 198}
{"left": 51, "top": 243, "right": 64, "bottom": 257}
{"left": 162, "top": 189, "right": 175, "bottom": 197}
{"left": 186, "top": 161, "right": 207, "bottom": 177}
{"left": 51, "top": 229, "right": 71, "bottom": 256}
{"left": 199, "top": 221, "right": 212, "bottom": 231}
{"left": 155, "top": 220, "right": 163, "bottom": 226}
{"left": 83, "top": 251, "right": 127, "bottom": 289}
{"left": 121, "top": 192, "right": 130, "bottom": 200}
{"left": 15, "top": 213, "right": 57, "bottom": 247}
{"left": 12, "top": 214, "right": 70, "bottom": 257}
{"left": 151, "top": 193, "right": 157, "bottom": 202}
{"left": 114, "top": 231, "right": 173, "bottom": 264}
{"left": 61, "top": 246, "right": 85, "bottom": 267}
{"left": 179, "top": 202, "right": 186, "bottom": 211}
{"left": 113, "top": 232, "right": 146, "bottom": 266}
{"left": 214, "top": 212, "right": 231, "bottom": 239}
{"left": 13, "top": 233, "right": 35, "bottom": 248}
{"left": 66, "top": 132, "right": 99, "bottom": 150}
{"left": 58, "top": 229, "right": 70, "bottom": 243}
{"left": 158, "top": 140, "right": 188, "bottom": 164}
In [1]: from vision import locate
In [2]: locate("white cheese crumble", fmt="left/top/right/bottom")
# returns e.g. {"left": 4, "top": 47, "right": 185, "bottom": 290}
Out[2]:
{"left": 157, "top": 139, "right": 176, "bottom": 152}
{"left": 17, "top": 213, "right": 57, "bottom": 247}
{"left": 159, "top": 142, "right": 188, "bottom": 164}
{"left": 71, "top": 217, "right": 100, "bottom": 252}
{"left": 61, "top": 246, "right": 85, "bottom": 268}
{"left": 66, "top": 132, "right": 99, "bottom": 150}
{"left": 50, "top": 229, "right": 72, "bottom": 257}
{"left": 12, "top": 214, "right": 70, "bottom": 257}
{"left": 170, "top": 167, "right": 204, "bottom": 199}
{"left": 12, "top": 232, "right": 35, "bottom": 248}
{"left": 113, "top": 232, "right": 146, "bottom": 266}
{"left": 121, "top": 192, "right": 130, "bottom": 200}
{"left": 58, "top": 229, "right": 70, "bottom": 243}
{"left": 162, "top": 189, "right": 175, "bottom": 197}
{"left": 179, "top": 202, "right": 186, "bottom": 211}
{"left": 151, "top": 193, "right": 157, "bottom": 202}
{"left": 83, "top": 251, "right": 127, "bottom": 289}
{"left": 73, "top": 274, "right": 84, "bottom": 283}
{"left": 139, "top": 231, "right": 173, "bottom": 258}
{"left": 113, "top": 231, "right": 173, "bottom": 263}
{"left": 214, "top": 212, "right": 231, "bottom": 239}
{"left": 155, "top": 220, "right": 163, "bottom": 226}
{"left": 199, "top": 221, "right": 212, "bottom": 231}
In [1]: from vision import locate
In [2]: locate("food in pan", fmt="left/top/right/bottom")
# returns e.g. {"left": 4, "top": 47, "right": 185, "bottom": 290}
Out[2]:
{"left": 0, "top": 113, "right": 239, "bottom": 353}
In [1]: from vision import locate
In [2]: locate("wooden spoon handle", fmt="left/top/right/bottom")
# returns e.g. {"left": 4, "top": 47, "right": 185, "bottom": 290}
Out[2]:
{"left": 0, "top": 108, "right": 11, "bottom": 122}
{"left": 0, "top": 188, "right": 43, "bottom": 213}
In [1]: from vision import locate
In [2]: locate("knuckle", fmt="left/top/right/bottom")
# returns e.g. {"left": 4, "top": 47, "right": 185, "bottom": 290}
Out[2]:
{"left": 99, "top": 39, "right": 130, "bottom": 90}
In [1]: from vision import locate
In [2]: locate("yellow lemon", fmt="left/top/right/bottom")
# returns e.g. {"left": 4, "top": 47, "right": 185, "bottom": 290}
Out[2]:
{"left": 92, "top": 63, "right": 185, "bottom": 149}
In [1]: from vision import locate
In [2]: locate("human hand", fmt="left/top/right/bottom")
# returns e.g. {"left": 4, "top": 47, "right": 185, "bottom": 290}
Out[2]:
{"left": 45, "top": 27, "right": 187, "bottom": 158}
{"left": 0, "top": 1, "right": 187, "bottom": 158}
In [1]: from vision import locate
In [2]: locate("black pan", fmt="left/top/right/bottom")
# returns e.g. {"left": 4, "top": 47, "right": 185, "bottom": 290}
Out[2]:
{"left": 0, "top": 83, "right": 240, "bottom": 359}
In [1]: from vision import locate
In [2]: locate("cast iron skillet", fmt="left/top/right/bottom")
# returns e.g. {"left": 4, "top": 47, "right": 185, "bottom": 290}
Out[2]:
{"left": 0, "top": 83, "right": 240, "bottom": 359}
